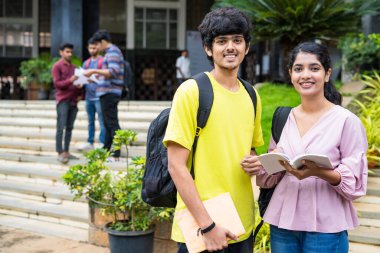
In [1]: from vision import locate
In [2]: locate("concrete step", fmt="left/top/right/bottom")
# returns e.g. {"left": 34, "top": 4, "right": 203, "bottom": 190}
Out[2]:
{"left": 0, "top": 99, "right": 170, "bottom": 109}
{"left": 0, "top": 162, "right": 64, "bottom": 183}
{"left": 355, "top": 195, "right": 380, "bottom": 205}
{"left": 0, "top": 101, "right": 171, "bottom": 112}
{"left": 0, "top": 127, "right": 148, "bottom": 145}
{"left": 0, "top": 148, "right": 86, "bottom": 166}
{"left": 359, "top": 218, "right": 380, "bottom": 228}
{"left": 349, "top": 226, "right": 380, "bottom": 245}
{"left": 0, "top": 179, "right": 84, "bottom": 203}
{"left": 0, "top": 117, "right": 151, "bottom": 132}
{"left": 0, "top": 194, "right": 88, "bottom": 223}
{"left": 368, "top": 176, "right": 380, "bottom": 195}
{"left": 369, "top": 169, "right": 380, "bottom": 177}
{"left": 0, "top": 137, "right": 146, "bottom": 157}
{"left": 354, "top": 202, "right": 380, "bottom": 219}
{"left": 0, "top": 214, "right": 88, "bottom": 242}
{"left": 349, "top": 242, "right": 380, "bottom": 253}
{"left": 0, "top": 109, "right": 160, "bottom": 123}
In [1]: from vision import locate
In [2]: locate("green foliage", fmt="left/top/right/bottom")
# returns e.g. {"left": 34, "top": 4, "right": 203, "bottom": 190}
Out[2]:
{"left": 256, "top": 83, "right": 300, "bottom": 155}
{"left": 254, "top": 204, "right": 270, "bottom": 252}
{"left": 62, "top": 148, "right": 110, "bottom": 203}
{"left": 19, "top": 55, "right": 59, "bottom": 89}
{"left": 354, "top": 72, "right": 380, "bottom": 167}
{"left": 62, "top": 130, "right": 173, "bottom": 232}
{"left": 213, "top": 0, "right": 380, "bottom": 47}
{"left": 338, "top": 33, "right": 380, "bottom": 74}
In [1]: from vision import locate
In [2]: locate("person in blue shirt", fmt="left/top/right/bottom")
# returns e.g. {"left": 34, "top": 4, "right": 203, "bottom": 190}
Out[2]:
{"left": 84, "top": 30, "right": 124, "bottom": 159}
{"left": 78, "top": 37, "right": 105, "bottom": 150}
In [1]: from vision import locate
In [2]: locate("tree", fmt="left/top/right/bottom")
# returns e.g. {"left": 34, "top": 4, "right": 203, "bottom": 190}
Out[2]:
{"left": 214, "top": 0, "right": 380, "bottom": 80}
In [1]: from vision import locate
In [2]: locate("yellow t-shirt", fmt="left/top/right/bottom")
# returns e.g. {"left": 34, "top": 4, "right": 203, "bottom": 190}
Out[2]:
{"left": 163, "top": 72, "right": 264, "bottom": 243}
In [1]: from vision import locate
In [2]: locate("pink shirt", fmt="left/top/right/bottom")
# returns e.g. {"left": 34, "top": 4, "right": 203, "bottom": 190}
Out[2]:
{"left": 256, "top": 105, "right": 368, "bottom": 233}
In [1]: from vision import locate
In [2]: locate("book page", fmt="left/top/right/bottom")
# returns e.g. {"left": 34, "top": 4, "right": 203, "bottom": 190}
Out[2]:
{"left": 74, "top": 68, "right": 99, "bottom": 85}
{"left": 291, "top": 154, "right": 333, "bottom": 169}
{"left": 175, "top": 192, "right": 246, "bottom": 253}
{"left": 257, "top": 153, "right": 290, "bottom": 175}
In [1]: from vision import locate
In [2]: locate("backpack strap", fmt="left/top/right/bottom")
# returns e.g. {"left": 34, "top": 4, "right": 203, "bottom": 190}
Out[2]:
{"left": 190, "top": 72, "right": 214, "bottom": 178}
{"left": 238, "top": 77, "right": 257, "bottom": 119}
{"left": 271, "top": 106, "right": 292, "bottom": 143}
{"left": 97, "top": 57, "right": 103, "bottom": 69}
{"left": 84, "top": 58, "right": 91, "bottom": 69}
{"left": 253, "top": 106, "right": 292, "bottom": 244}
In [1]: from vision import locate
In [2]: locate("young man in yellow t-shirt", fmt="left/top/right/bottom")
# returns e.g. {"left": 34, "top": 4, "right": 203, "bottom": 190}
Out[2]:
{"left": 164, "top": 7, "right": 264, "bottom": 253}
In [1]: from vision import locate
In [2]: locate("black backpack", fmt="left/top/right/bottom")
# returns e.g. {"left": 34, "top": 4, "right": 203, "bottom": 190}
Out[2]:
{"left": 253, "top": 106, "right": 292, "bottom": 242}
{"left": 142, "top": 72, "right": 258, "bottom": 208}
{"left": 121, "top": 60, "right": 133, "bottom": 99}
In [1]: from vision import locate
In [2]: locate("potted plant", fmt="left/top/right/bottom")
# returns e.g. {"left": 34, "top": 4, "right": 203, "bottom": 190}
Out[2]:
{"left": 63, "top": 129, "right": 173, "bottom": 253}
{"left": 19, "top": 54, "right": 58, "bottom": 100}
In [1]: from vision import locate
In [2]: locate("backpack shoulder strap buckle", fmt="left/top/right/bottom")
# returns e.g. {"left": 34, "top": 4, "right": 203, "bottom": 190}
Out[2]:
{"left": 195, "top": 127, "right": 202, "bottom": 137}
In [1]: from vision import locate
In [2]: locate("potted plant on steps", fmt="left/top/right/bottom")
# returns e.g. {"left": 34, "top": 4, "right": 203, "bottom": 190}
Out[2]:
{"left": 63, "top": 129, "right": 173, "bottom": 253}
{"left": 19, "top": 54, "right": 57, "bottom": 100}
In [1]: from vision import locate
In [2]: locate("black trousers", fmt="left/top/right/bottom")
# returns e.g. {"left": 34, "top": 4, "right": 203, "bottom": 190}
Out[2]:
{"left": 177, "top": 234, "right": 253, "bottom": 253}
{"left": 100, "top": 93, "right": 121, "bottom": 157}
{"left": 56, "top": 101, "right": 78, "bottom": 153}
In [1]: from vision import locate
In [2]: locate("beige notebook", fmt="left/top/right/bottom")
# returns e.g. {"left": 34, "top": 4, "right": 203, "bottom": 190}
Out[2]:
{"left": 174, "top": 192, "right": 246, "bottom": 253}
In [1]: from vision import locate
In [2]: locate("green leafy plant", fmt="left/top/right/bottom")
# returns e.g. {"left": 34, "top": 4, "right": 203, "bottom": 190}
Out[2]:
{"left": 213, "top": 0, "right": 380, "bottom": 81}
{"left": 254, "top": 204, "right": 270, "bottom": 252}
{"left": 62, "top": 129, "right": 173, "bottom": 232}
{"left": 353, "top": 72, "right": 380, "bottom": 168}
{"left": 338, "top": 33, "right": 380, "bottom": 74}
{"left": 19, "top": 56, "right": 58, "bottom": 90}
{"left": 214, "top": 0, "right": 380, "bottom": 46}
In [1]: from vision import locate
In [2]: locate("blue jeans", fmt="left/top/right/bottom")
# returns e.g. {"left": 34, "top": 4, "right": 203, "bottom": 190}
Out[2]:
{"left": 270, "top": 225, "right": 348, "bottom": 253}
{"left": 86, "top": 99, "right": 105, "bottom": 144}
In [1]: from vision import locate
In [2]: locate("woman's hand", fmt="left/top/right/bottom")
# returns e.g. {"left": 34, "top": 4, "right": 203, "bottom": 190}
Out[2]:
{"left": 280, "top": 160, "right": 341, "bottom": 185}
{"left": 280, "top": 160, "right": 320, "bottom": 180}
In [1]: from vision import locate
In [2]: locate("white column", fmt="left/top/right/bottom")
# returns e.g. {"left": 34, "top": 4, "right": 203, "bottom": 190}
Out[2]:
{"left": 32, "top": 0, "right": 39, "bottom": 57}
{"left": 178, "top": 0, "right": 186, "bottom": 49}
{"left": 127, "top": 0, "right": 135, "bottom": 49}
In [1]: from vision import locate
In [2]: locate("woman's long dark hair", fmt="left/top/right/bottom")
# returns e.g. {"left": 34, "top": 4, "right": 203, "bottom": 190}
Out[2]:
{"left": 288, "top": 42, "right": 342, "bottom": 105}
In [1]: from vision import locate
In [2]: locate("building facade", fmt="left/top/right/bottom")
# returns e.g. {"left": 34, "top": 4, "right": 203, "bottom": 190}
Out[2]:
{"left": 0, "top": 0, "right": 214, "bottom": 100}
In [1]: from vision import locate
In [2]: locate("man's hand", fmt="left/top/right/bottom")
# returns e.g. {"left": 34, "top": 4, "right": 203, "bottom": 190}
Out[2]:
{"left": 70, "top": 75, "right": 78, "bottom": 82}
{"left": 240, "top": 155, "right": 262, "bottom": 176}
{"left": 203, "top": 225, "right": 238, "bottom": 251}
{"left": 84, "top": 69, "right": 94, "bottom": 77}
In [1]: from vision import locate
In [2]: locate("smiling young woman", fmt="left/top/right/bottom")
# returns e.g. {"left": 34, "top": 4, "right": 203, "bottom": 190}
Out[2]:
{"left": 255, "top": 42, "right": 368, "bottom": 253}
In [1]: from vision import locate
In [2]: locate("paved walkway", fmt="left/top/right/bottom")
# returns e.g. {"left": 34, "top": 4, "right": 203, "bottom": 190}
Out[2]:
{"left": 0, "top": 225, "right": 109, "bottom": 253}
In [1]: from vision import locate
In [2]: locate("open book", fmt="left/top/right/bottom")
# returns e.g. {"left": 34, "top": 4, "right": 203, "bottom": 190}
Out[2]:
{"left": 258, "top": 153, "right": 333, "bottom": 175}
{"left": 174, "top": 192, "right": 246, "bottom": 253}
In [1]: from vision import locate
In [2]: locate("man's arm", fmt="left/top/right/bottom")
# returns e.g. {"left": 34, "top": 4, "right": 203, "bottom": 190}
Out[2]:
{"left": 85, "top": 68, "right": 112, "bottom": 78}
{"left": 52, "top": 64, "right": 76, "bottom": 90}
{"left": 167, "top": 141, "right": 237, "bottom": 251}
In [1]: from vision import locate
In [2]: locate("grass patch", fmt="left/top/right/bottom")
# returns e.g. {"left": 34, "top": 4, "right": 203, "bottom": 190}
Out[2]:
{"left": 256, "top": 83, "right": 300, "bottom": 155}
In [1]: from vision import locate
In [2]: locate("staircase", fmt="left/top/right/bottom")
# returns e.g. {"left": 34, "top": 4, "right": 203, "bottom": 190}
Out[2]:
{"left": 0, "top": 100, "right": 169, "bottom": 242}
{"left": 349, "top": 170, "right": 380, "bottom": 252}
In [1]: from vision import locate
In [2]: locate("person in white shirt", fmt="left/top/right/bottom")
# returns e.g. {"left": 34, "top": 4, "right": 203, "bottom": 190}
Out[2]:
{"left": 176, "top": 49, "right": 191, "bottom": 85}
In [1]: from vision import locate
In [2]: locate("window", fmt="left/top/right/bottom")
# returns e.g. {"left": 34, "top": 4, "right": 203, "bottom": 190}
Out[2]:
{"left": 0, "top": 24, "right": 32, "bottom": 57}
{"left": 135, "top": 7, "right": 178, "bottom": 49}
{"left": 0, "top": 0, "right": 37, "bottom": 57}
{"left": 0, "top": 0, "right": 32, "bottom": 18}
